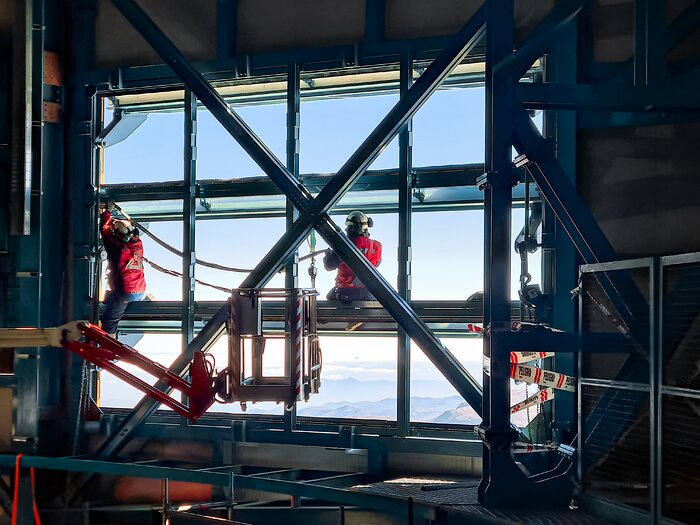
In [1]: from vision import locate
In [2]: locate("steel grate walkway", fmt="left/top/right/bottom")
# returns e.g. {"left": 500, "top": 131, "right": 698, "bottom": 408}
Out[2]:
{"left": 353, "top": 477, "right": 607, "bottom": 524}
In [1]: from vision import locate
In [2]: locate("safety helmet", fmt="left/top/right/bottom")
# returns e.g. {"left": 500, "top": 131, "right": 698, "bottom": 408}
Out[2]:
{"left": 111, "top": 219, "right": 134, "bottom": 242}
{"left": 345, "top": 211, "right": 373, "bottom": 235}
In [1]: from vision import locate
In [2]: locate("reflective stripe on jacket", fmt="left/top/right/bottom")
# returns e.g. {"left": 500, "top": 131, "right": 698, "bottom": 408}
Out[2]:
{"left": 336, "top": 236, "right": 382, "bottom": 288}
{"left": 101, "top": 211, "right": 147, "bottom": 294}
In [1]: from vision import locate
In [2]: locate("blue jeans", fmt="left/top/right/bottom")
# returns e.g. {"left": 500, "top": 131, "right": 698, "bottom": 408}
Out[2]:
{"left": 326, "top": 287, "right": 375, "bottom": 303}
{"left": 100, "top": 291, "right": 145, "bottom": 334}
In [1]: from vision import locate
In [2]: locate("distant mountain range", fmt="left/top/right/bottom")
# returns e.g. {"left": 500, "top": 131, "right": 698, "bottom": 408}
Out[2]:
{"left": 101, "top": 373, "right": 536, "bottom": 427}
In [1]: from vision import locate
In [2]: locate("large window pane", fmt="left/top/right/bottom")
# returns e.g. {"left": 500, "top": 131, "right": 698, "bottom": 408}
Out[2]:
{"left": 139, "top": 221, "right": 183, "bottom": 301}
{"left": 196, "top": 104, "right": 286, "bottom": 180}
{"left": 194, "top": 217, "right": 287, "bottom": 301}
{"left": 411, "top": 209, "right": 541, "bottom": 301}
{"left": 410, "top": 337, "right": 482, "bottom": 425}
{"left": 99, "top": 333, "right": 181, "bottom": 408}
{"left": 102, "top": 109, "right": 183, "bottom": 184}
{"left": 300, "top": 94, "right": 399, "bottom": 174}
{"left": 413, "top": 87, "right": 485, "bottom": 167}
{"left": 298, "top": 336, "right": 398, "bottom": 421}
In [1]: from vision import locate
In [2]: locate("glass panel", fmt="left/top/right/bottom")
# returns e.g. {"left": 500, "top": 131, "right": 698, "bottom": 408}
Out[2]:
{"left": 411, "top": 209, "right": 540, "bottom": 301}
{"left": 102, "top": 108, "right": 183, "bottom": 184}
{"left": 300, "top": 94, "right": 399, "bottom": 174}
{"left": 299, "top": 336, "right": 398, "bottom": 421}
{"left": 196, "top": 104, "right": 286, "bottom": 180}
{"left": 413, "top": 87, "right": 485, "bottom": 167}
{"left": 99, "top": 333, "right": 182, "bottom": 409}
{"left": 194, "top": 217, "right": 287, "bottom": 301}
{"left": 409, "top": 336, "right": 482, "bottom": 425}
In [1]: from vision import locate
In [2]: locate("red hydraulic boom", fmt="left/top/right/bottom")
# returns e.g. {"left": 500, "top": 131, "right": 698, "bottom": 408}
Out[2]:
{"left": 61, "top": 322, "right": 223, "bottom": 421}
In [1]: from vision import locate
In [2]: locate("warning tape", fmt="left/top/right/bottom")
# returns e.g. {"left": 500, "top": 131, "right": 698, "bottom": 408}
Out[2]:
{"left": 510, "top": 387, "right": 555, "bottom": 414}
{"left": 511, "top": 441, "right": 558, "bottom": 454}
{"left": 510, "top": 351, "right": 555, "bottom": 363}
{"left": 510, "top": 363, "right": 575, "bottom": 392}
{"left": 466, "top": 323, "right": 484, "bottom": 334}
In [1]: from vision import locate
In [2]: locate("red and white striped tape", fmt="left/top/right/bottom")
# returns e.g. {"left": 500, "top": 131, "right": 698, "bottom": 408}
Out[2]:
{"left": 510, "top": 351, "right": 555, "bottom": 364}
{"left": 510, "top": 387, "right": 555, "bottom": 414}
{"left": 294, "top": 297, "right": 303, "bottom": 402}
{"left": 466, "top": 323, "right": 484, "bottom": 334}
{"left": 509, "top": 363, "right": 575, "bottom": 392}
{"left": 511, "top": 441, "right": 558, "bottom": 454}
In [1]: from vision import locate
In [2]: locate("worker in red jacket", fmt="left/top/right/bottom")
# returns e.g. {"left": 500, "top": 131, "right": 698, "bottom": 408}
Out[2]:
{"left": 323, "top": 211, "right": 382, "bottom": 303}
{"left": 100, "top": 202, "right": 146, "bottom": 334}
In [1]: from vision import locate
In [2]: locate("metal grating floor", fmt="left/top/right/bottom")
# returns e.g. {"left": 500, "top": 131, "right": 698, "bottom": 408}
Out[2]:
{"left": 353, "top": 477, "right": 607, "bottom": 525}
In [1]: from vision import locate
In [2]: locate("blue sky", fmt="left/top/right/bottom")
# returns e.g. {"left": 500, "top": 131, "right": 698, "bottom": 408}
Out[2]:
{"left": 100, "top": 85, "right": 543, "bottom": 422}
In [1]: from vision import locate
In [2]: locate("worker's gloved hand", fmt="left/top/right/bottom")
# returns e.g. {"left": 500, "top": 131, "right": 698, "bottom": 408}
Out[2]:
{"left": 105, "top": 201, "right": 116, "bottom": 212}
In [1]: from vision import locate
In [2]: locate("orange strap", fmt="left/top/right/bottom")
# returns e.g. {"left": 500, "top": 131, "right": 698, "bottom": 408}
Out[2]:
{"left": 11, "top": 454, "right": 41, "bottom": 525}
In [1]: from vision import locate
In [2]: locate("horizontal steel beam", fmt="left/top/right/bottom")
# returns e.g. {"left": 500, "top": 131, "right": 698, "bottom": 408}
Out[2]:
{"left": 0, "top": 455, "right": 440, "bottom": 521}
{"left": 517, "top": 82, "right": 700, "bottom": 112}
{"left": 100, "top": 164, "right": 487, "bottom": 202}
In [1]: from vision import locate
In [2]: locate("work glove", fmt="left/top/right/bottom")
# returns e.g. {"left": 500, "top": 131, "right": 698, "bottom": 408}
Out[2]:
{"left": 105, "top": 201, "right": 116, "bottom": 212}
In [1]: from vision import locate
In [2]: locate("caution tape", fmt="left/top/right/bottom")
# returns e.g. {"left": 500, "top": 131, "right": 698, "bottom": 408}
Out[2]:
{"left": 510, "top": 363, "right": 575, "bottom": 392}
{"left": 510, "top": 351, "right": 555, "bottom": 363}
{"left": 466, "top": 323, "right": 484, "bottom": 334}
{"left": 510, "top": 387, "right": 555, "bottom": 414}
{"left": 511, "top": 441, "right": 558, "bottom": 454}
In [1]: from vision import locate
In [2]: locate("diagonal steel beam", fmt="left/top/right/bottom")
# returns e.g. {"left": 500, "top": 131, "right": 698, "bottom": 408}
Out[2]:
{"left": 506, "top": 0, "right": 583, "bottom": 80}
{"left": 97, "top": 0, "right": 486, "bottom": 459}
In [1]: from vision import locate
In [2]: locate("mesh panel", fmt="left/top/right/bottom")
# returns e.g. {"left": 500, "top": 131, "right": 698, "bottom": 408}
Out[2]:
{"left": 663, "top": 263, "right": 700, "bottom": 389}
{"left": 581, "top": 385, "right": 650, "bottom": 511}
{"left": 662, "top": 394, "right": 700, "bottom": 522}
{"left": 581, "top": 270, "right": 650, "bottom": 383}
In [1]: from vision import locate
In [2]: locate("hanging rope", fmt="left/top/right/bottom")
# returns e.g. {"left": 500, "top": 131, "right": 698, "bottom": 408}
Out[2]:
{"left": 113, "top": 204, "right": 255, "bottom": 273}
{"left": 108, "top": 202, "right": 328, "bottom": 291}
{"left": 143, "top": 257, "right": 232, "bottom": 294}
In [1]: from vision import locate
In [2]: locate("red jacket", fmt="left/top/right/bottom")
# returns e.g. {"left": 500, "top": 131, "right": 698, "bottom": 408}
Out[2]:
{"left": 101, "top": 211, "right": 146, "bottom": 294}
{"left": 336, "top": 235, "right": 382, "bottom": 288}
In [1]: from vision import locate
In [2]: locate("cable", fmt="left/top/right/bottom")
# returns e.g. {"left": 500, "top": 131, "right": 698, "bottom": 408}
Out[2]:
{"left": 113, "top": 204, "right": 255, "bottom": 273}
{"left": 143, "top": 257, "right": 232, "bottom": 294}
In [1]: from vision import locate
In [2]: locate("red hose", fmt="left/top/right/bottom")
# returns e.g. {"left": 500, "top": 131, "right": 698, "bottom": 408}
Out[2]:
{"left": 11, "top": 454, "right": 41, "bottom": 525}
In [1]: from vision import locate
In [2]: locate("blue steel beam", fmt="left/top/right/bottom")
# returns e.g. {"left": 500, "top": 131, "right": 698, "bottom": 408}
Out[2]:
{"left": 506, "top": 0, "right": 583, "bottom": 80}
{"left": 97, "top": 0, "right": 486, "bottom": 459}
{"left": 396, "top": 52, "right": 413, "bottom": 437}
{"left": 0, "top": 455, "right": 464, "bottom": 523}
{"left": 181, "top": 90, "right": 197, "bottom": 349}
{"left": 479, "top": 0, "right": 521, "bottom": 507}
{"left": 283, "top": 62, "right": 301, "bottom": 432}
{"left": 512, "top": 111, "right": 617, "bottom": 265}
{"left": 516, "top": 83, "right": 700, "bottom": 112}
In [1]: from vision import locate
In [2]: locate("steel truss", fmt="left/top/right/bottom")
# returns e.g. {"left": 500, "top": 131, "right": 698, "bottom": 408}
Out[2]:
{"left": 94, "top": 0, "right": 488, "bottom": 461}
{"left": 45, "top": 0, "right": 700, "bottom": 515}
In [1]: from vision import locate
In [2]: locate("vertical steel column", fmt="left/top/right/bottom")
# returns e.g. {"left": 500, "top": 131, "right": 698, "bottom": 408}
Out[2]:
{"left": 10, "top": 0, "right": 33, "bottom": 236}
{"left": 543, "top": 12, "right": 578, "bottom": 440}
{"left": 216, "top": 0, "right": 237, "bottom": 61}
{"left": 479, "top": 0, "right": 518, "bottom": 506}
{"left": 182, "top": 90, "right": 197, "bottom": 348}
{"left": 364, "top": 0, "right": 386, "bottom": 47}
{"left": 64, "top": 0, "right": 97, "bottom": 460}
{"left": 181, "top": 89, "right": 197, "bottom": 411}
{"left": 396, "top": 52, "right": 413, "bottom": 437}
{"left": 284, "top": 63, "right": 301, "bottom": 432}
{"left": 651, "top": 257, "right": 662, "bottom": 524}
